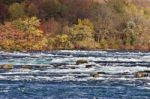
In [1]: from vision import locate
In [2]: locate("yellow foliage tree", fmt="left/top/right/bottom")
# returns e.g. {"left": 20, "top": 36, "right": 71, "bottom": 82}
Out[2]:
{"left": 0, "top": 17, "right": 47, "bottom": 51}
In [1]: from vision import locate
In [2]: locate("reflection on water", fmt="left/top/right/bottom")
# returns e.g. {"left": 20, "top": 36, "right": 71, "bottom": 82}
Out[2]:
{"left": 0, "top": 50, "right": 150, "bottom": 98}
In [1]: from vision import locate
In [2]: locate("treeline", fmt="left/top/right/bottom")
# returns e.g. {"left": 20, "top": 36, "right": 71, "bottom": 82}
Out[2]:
{"left": 0, "top": 0, "right": 150, "bottom": 51}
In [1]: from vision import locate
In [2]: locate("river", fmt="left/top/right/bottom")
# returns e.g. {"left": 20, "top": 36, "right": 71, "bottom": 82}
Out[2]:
{"left": 0, "top": 50, "right": 150, "bottom": 99}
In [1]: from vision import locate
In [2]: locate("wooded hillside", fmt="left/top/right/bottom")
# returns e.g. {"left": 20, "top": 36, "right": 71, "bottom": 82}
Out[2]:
{"left": 0, "top": 0, "right": 150, "bottom": 51}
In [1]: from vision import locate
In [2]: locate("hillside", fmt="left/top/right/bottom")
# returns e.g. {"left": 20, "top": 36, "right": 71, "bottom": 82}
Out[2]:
{"left": 94, "top": 0, "right": 150, "bottom": 7}
{"left": 0, "top": 0, "right": 150, "bottom": 51}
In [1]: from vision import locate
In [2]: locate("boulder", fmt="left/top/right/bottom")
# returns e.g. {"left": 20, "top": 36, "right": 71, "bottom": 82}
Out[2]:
{"left": 53, "top": 63, "right": 67, "bottom": 68}
{"left": 71, "top": 66, "right": 76, "bottom": 69}
{"left": 76, "top": 60, "right": 88, "bottom": 65}
{"left": 0, "top": 64, "right": 13, "bottom": 70}
{"left": 97, "top": 72, "right": 106, "bottom": 74}
{"left": 22, "top": 65, "right": 32, "bottom": 69}
{"left": 134, "top": 71, "right": 149, "bottom": 78}
{"left": 85, "top": 65, "right": 93, "bottom": 68}
{"left": 91, "top": 72, "right": 100, "bottom": 78}
{"left": 143, "top": 70, "right": 150, "bottom": 73}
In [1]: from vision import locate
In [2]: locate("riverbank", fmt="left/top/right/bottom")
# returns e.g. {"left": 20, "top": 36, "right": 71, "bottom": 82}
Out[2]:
{"left": 0, "top": 48, "right": 150, "bottom": 54}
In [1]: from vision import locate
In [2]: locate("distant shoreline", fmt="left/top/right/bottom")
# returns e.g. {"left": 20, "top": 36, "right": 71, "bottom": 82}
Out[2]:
{"left": 0, "top": 49, "right": 149, "bottom": 53}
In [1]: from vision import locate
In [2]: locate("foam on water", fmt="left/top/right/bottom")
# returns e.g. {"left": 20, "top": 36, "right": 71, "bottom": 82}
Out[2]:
{"left": 96, "top": 66, "right": 150, "bottom": 74}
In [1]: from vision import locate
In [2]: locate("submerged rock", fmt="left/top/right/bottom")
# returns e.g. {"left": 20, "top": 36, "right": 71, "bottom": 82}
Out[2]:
{"left": 91, "top": 72, "right": 106, "bottom": 78}
{"left": 21, "top": 65, "right": 32, "bottom": 69}
{"left": 97, "top": 72, "right": 106, "bottom": 74}
{"left": 91, "top": 72, "right": 103, "bottom": 78}
{"left": 53, "top": 63, "right": 68, "bottom": 68}
{"left": 0, "top": 64, "right": 13, "bottom": 70}
{"left": 85, "top": 65, "right": 93, "bottom": 68}
{"left": 143, "top": 70, "right": 150, "bottom": 73}
{"left": 76, "top": 60, "right": 88, "bottom": 65}
{"left": 22, "top": 65, "right": 48, "bottom": 70}
{"left": 134, "top": 71, "right": 149, "bottom": 78}
{"left": 71, "top": 66, "right": 76, "bottom": 69}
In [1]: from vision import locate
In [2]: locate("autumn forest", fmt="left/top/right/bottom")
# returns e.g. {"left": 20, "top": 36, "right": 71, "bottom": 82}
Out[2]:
{"left": 0, "top": 0, "right": 150, "bottom": 51}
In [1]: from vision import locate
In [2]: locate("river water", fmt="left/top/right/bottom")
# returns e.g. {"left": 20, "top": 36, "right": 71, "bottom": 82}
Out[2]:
{"left": 0, "top": 50, "right": 150, "bottom": 99}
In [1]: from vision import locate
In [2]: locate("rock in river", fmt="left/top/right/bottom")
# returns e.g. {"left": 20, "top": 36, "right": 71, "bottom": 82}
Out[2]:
{"left": 134, "top": 71, "right": 149, "bottom": 78}
{"left": 91, "top": 72, "right": 100, "bottom": 78}
{"left": 0, "top": 64, "right": 13, "bottom": 70}
{"left": 76, "top": 60, "right": 88, "bottom": 65}
{"left": 85, "top": 65, "right": 93, "bottom": 68}
{"left": 22, "top": 65, "right": 32, "bottom": 69}
{"left": 70, "top": 66, "right": 76, "bottom": 69}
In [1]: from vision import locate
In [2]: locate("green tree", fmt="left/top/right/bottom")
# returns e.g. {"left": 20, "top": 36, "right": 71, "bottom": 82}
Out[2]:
{"left": 70, "top": 19, "right": 94, "bottom": 41}
{"left": 55, "top": 34, "right": 72, "bottom": 49}
{"left": 123, "top": 21, "right": 137, "bottom": 47}
{"left": 70, "top": 19, "right": 96, "bottom": 49}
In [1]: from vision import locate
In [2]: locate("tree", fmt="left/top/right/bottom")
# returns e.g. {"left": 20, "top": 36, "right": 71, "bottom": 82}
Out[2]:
{"left": 40, "top": 18, "right": 61, "bottom": 37}
{"left": 107, "top": 0, "right": 126, "bottom": 14}
{"left": 0, "top": 17, "right": 48, "bottom": 51}
{"left": 9, "top": 3, "right": 26, "bottom": 19}
{"left": 70, "top": 19, "right": 96, "bottom": 49}
{"left": 0, "top": 22, "right": 25, "bottom": 51}
{"left": 70, "top": 19, "right": 93, "bottom": 41}
{"left": 1, "top": 0, "right": 25, "bottom": 5}
{"left": 54, "top": 34, "right": 72, "bottom": 49}
{"left": 26, "top": 0, "right": 67, "bottom": 20}
{"left": 0, "top": 1, "right": 8, "bottom": 24}
{"left": 125, "top": 3, "right": 150, "bottom": 50}
{"left": 60, "top": 0, "right": 93, "bottom": 23}
{"left": 123, "top": 21, "right": 137, "bottom": 48}
{"left": 12, "top": 17, "right": 47, "bottom": 51}
{"left": 25, "top": 2, "right": 39, "bottom": 17}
